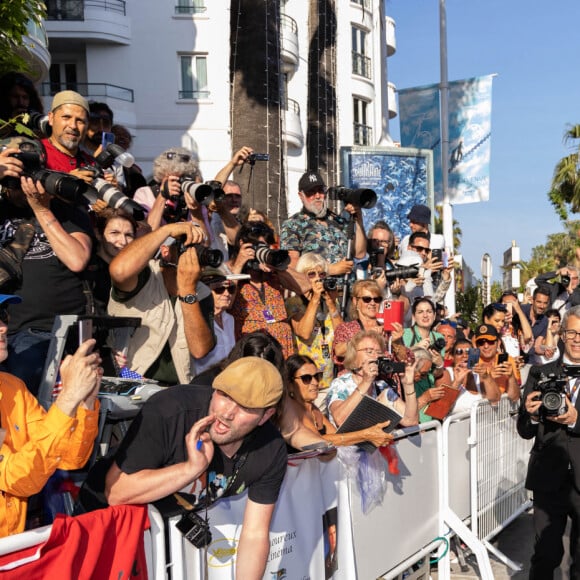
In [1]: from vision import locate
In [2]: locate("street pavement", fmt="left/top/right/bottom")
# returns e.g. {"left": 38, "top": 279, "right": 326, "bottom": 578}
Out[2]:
{"left": 431, "top": 508, "right": 570, "bottom": 579}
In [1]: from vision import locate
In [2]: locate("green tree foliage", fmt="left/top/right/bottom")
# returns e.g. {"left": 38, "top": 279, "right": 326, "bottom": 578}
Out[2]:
{"left": 456, "top": 280, "right": 503, "bottom": 330}
{"left": 518, "top": 220, "right": 580, "bottom": 287}
{"left": 548, "top": 124, "right": 580, "bottom": 221}
{"left": 0, "top": 1, "right": 46, "bottom": 76}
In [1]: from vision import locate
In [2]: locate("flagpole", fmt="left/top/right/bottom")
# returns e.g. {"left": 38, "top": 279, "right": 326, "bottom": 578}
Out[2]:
{"left": 439, "top": 0, "right": 456, "bottom": 314}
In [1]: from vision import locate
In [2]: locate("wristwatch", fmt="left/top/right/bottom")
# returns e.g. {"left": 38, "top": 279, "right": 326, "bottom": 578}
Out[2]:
{"left": 178, "top": 293, "right": 198, "bottom": 304}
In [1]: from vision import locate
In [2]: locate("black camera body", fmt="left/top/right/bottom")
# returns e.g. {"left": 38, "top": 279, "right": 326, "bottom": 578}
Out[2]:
{"left": 176, "top": 510, "right": 212, "bottom": 549}
{"left": 561, "top": 274, "right": 571, "bottom": 288}
{"left": 327, "top": 186, "right": 377, "bottom": 209}
{"left": 535, "top": 372, "right": 567, "bottom": 418}
{"left": 323, "top": 277, "right": 338, "bottom": 292}
{"left": 179, "top": 178, "right": 225, "bottom": 206}
{"left": 248, "top": 153, "right": 269, "bottom": 163}
{"left": 368, "top": 247, "right": 386, "bottom": 271}
{"left": 429, "top": 337, "right": 446, "bottom": 352}
{"left": 176, "top": 237, "right": 223, "bottom": 269}
{"left": 377, "top": 356, "right": 406, "bottom": 377}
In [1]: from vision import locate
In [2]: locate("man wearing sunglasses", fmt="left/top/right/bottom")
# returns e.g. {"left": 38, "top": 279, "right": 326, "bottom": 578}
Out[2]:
{"left": 398, "top": 204, "right": 444, "bottom": 256}
{"left": 280, "top": 170, "right": 368, "bottom": 288}
{"left": 402, "top": 231, "right": 452, "bottom": 310}
{"left": 518, "top": 305, "right": 580, "bottom": 579}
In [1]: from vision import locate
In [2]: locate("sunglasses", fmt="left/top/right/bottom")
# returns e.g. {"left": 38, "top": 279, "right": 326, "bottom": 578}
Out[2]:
{"left": 164, "top": 152, "right": 191, "bottom": 163}
{"left": 306, "top": 270, "right": 327, "bottom": 279}
{"left": 476, "top": 338, "right": 497, "bottom": 346}
{"left": 212, "top": 285, "right": 236, "bottom": 295}
{"left": 454, "top": 348, "right": 469, "bottom": 355}
{"left": 0, "top": 307, "right": 8, "bottom": 324}
{"left": 359, "top": 296, "right": 382, "bottom": 304}
{"left": 294, "top": 372, "right": 323, "bottom": 384}
{"left": 303, "top": 188, "right": 326, "bottom": 197}
{"left": 410, "top": 245, "right": 431, "bottom": 253}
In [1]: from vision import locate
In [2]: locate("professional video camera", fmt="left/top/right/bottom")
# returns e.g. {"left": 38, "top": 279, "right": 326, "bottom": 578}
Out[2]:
{"left": 327, "top": 186, "right": 377, "bottom": 209}
{"left": 175, "top": 236, "right": 223, "bottom": 269}
{"left": 535, "top": 372, "right": 567, "bottom": 418}
{"left": 245, "top": 243, "right": 290, "bottom": 271}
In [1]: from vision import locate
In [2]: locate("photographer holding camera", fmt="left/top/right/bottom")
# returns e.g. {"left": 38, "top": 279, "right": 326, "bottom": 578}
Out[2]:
{"left": 0, "top": 135, "right": 93, "bottom": 395}
{"left": 227, "top": 221, "right": 308, "bottom": 359}
{"left": 280, "top": 171, "right": 368, "bottom": 288}
{"left": 535, "top": 265, "right": 580, "bottom": 316}
{"left": 518, "top": 304, "right": 580, "bottom": 579}
{"left": 107, "top": 220, "right": 215, "bottom": 383}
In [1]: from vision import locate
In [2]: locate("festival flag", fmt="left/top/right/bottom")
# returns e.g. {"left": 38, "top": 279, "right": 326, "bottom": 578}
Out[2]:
{"left": 398, "top": 75, "right": 494, "bottom": 205}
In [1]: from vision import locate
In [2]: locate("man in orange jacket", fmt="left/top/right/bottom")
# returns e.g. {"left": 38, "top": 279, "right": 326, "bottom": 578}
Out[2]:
{"left": 0, "top": 294, "right": 100, "bottom": 536}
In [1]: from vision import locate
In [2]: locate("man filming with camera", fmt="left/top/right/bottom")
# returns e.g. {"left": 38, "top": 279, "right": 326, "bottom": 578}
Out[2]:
{"left": 518, "top": 304, "right": 580, "bottom": 579}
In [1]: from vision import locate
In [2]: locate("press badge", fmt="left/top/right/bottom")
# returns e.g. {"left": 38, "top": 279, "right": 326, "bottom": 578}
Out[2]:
{"left": 263, "top": 309, "right": 276, "bottom": 324}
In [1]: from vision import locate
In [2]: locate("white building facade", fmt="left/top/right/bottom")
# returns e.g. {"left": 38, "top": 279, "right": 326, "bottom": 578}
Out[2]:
{"left": 38, "top": 0, "right": 396, "bottom": 224}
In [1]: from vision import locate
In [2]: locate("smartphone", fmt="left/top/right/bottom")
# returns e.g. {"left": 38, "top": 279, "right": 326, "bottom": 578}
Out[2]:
{"left": 497, "top": 352, "right": 509, "bottom": 365}
{"left": 382, "top": 300, "right": 404, "bottom": 332}
{"left": 101, "top": 131, "right": 115, "bottom": 149}
{"left": 78, "top": 318, "right": 93, "bottom": 346}
{"left": 442, "top": 251, "right": 449, "bottom": 268}
{"left": 431, "top": 249, "right": 442, "bottom": 263}
{"left": 467, "top": 347, "right": 480, "bottom": 369}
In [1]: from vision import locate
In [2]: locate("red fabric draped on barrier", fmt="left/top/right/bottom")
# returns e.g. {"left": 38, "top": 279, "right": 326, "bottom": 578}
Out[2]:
{"left": 0, "top": 504, "right": 149, "bottom": 579}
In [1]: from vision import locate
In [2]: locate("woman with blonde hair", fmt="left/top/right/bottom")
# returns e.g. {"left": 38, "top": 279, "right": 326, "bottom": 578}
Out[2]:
{"left": 286, "top": 253, "right": 342, "bottom": 408}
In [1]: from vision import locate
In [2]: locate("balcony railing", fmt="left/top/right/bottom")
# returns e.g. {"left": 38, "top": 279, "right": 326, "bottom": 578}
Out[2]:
{"left": 280, "top": 13, "right": 297, "bottom": 34}
{"left": 175, "top": 2, "right": 207, "bottom": 15}
{"left": 41, "top": 82, "right": 134, "bottom": 102}
{"left": 46, "top": 0, "right": 126, "bottom": 21}
{"left": 178, "top": 90, "right": 210, "bottom": 99}
{"left": 351, "top": 0, "right": 372, "bottom": 7}
{"left": 284, "top": 98, "right": 300, "bottom": 115}
{"left": 352, "top": 52, "right": 372, "bottom": 79}
{"left": 354, "top": 123, "right": 373, "bottom": 146}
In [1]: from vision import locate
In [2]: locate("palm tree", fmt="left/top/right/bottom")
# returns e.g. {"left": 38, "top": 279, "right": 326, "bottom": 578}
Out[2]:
{"left": 548, "top": 124, "right": 580, "bottom": 221}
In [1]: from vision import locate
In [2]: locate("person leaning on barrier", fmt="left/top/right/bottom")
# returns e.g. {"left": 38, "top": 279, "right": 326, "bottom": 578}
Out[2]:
{"left": 517, "top": 304, "right": 580, "bottom": 580}
{"left": 278, "top": 354, "right": 395, "bottom": 451}
{"left": 0, "top": 294, "right": 100, "bottom": 537}
{"left": 104, "top": 357, "right": 287, "bottom": 580}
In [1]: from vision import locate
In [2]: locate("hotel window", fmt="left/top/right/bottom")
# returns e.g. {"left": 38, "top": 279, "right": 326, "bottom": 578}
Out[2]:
{"left": 353, "top": 98, "right": 372, "bottom": 145}
{"left": 351, "top": 26, "right": 371, "bottom": 79}
{"left": 179, "top": 55, "right": 209, "bottom": 99}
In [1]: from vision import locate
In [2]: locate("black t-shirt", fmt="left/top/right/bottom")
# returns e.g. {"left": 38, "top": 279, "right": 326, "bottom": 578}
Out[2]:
{"left": 0, "top": 199, "right": 93, "bottom": 333}
{"left": 115, "top": 384, "right": 287, "bottom": 509}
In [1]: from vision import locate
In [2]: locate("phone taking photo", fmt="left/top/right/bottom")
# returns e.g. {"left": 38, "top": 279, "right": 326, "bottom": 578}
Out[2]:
{"left": 467, "top": 347, "right": 480, "bottom": 369}
{"left": 497, "top": 352, "right": 509, "bottom": 365}
{"left": 101, "top": 131, "right": 115, "bottom": 149}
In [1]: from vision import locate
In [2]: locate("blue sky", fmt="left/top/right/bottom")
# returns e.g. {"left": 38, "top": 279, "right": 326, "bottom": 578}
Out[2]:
{"left": 386, "top": 0, "right": 580, "bottom": 281}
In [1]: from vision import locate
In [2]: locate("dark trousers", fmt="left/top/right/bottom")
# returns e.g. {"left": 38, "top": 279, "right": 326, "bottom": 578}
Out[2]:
{"left": 530, "top": 483, "right": 580, "bottom": 580}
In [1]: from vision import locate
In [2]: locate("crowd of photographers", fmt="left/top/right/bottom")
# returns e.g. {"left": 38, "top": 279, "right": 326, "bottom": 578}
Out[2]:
{"left": 3, "top": 81, "right": 580, "bottom": 577}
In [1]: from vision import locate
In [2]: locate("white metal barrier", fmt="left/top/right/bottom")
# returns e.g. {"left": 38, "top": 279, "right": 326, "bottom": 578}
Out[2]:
{"left": 0, "top": 396, "right": 532, "bottom": 579}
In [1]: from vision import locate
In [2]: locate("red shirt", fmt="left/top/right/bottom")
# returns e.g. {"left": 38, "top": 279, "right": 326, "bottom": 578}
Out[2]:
{"left": 41, "top": 138, "right": 94, "bottom": 173}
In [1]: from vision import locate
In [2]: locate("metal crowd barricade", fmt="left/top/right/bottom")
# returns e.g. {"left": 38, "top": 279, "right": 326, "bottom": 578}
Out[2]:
{"left": 0, "top": 396, "right": 533, "bottom": 579}
{"left": 441, "top": 395, "right": 533, "bottom": 579}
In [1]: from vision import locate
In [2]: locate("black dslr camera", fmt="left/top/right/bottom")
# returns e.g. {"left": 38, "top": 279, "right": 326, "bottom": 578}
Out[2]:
{"left": 323, "top": 277, "right": 338, "bottom": 292}
{"left": 176, "top": 510, "right": 212, "bottom": 549}
{"left": 535, "top": 372, "right": 567, "bottom": 418}
{"left": 383, "top": 259, "right": 420, "bottom": 283}
{"left": 175, "top": 236, "right": 223, "bottom": 269}
{"left": 377, "top": 356, "right": 406, "bottom": 377}
{"left": 327, "top": 186, "right": 377, "bottom": 209}
{"left": 246, "top": 244, "right": 290, "bottom": 271}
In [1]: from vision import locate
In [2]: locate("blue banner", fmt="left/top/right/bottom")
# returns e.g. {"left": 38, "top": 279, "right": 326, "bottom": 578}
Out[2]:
{"left": 399, "top": 75, "right": 494, "bottom": 205}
